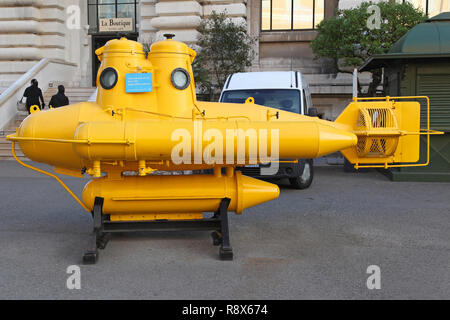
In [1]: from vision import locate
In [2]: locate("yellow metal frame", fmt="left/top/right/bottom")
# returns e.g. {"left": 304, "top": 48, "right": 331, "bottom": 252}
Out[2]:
{"left": 351, "top": 96, "right": 443, "bottom": 169}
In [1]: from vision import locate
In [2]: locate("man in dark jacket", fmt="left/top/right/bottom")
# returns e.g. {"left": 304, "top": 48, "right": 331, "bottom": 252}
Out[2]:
{"left": 21, "top": 79, "right": 45, "bottom": 114}
{"left": 49, "top": 85, "right": 70, "bottom": 108}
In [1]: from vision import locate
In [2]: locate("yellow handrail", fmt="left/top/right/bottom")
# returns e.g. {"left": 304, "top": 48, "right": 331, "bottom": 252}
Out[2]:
{"left": 11, "top": 141, "right": 91, "bottom": 213}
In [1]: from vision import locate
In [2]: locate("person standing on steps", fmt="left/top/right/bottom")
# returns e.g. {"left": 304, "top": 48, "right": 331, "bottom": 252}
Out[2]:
{"left": 49, "top": 85, "right": 70, "bottom": 108}
{"left": 21, "top": 79, "right": 45, "bottom": 114}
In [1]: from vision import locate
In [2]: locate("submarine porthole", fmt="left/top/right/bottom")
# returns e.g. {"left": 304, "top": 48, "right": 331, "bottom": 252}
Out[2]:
{"left": 100, "top": 67, "right": 118, "bottom": 90}
{"left": 171, "top": 68, "right": 190, "bottom": 90}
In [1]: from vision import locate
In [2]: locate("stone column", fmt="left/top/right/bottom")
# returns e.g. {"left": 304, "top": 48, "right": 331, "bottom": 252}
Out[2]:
{"left": 151, "top": 0, "right": 203, "bottom": 44}
{"left": 201, "top": 0, "right": 247, "bottom": 25}
{"left": 143, "top": 1, "right": 248, "bottom": 45}
{"left": 139, "top": 0, "right": 158, "bottom": 44}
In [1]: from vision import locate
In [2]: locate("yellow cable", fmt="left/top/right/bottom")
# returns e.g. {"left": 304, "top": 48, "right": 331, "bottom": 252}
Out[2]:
{"left": 11, "top": 142, "right": 91, "bottom": 213}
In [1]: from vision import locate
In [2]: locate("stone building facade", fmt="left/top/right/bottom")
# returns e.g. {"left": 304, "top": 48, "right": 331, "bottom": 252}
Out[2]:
{"left": 1, "top": 0, "right": 448, "bottom": 120}
{"left": 0, "top": 0, "right": 92, "bottom": 91}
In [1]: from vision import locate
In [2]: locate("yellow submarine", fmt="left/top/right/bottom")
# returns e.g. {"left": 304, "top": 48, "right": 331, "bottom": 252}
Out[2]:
{"left": 7, "top": 35, "right": 441, "bottom": 263}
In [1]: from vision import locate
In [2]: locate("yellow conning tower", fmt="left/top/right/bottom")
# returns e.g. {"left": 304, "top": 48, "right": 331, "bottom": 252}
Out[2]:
{"left": 148, "top": 35, "right": 198, "bottom": 117}
{"left": 95, "top": 37, "right": 156, "bottom": 113}
{"left": 95, "top": 36, "right": 197, "bottom": 118}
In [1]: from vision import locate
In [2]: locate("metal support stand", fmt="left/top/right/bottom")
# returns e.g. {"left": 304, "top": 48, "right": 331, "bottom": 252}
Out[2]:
{"left": 83, "top": 198, "right": 111, "bottom": 264}
{"left": 83, "top": 197, "right": 233, "bottom": 264}
{"left": 212, "top": 198, "right": 233, "bottom": 260}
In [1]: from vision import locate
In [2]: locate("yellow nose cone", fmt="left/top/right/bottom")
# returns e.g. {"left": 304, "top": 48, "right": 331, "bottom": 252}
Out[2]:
{"left": 316, "top": 122, "right": 358, "bottom": 157}
{"left": 239, "top": 175, "right": 280, "bottom": 213}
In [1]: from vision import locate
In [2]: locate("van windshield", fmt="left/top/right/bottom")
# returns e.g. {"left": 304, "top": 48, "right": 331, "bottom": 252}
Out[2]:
{"left": 221, "top": 89, "right": 301, "bottom": 113}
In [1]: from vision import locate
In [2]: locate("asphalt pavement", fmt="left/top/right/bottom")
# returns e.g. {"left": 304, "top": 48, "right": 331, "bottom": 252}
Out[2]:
{"left": 0, "top": 160, "right": 449, "bottom": 299}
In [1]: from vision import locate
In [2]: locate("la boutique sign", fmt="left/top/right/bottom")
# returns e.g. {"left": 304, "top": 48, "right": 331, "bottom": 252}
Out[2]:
{"left": 99, "top": 18, "right": 134, "bottom": 32}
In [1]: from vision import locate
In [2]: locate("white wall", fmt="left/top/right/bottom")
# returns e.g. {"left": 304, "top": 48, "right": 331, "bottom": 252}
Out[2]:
{"left": 65, "top": 0, "right": 92, "bottom": 87}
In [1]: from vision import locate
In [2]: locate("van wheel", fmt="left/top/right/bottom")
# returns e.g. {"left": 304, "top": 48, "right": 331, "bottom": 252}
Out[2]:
{"left": 289, "top": 160, "right": 313, "bottom": 190}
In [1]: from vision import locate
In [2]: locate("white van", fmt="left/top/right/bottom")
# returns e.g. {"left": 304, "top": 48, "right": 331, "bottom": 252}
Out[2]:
{"left": 219, "top": 71, "right": 315, "bottom": 189}
{"left": 220, "top": 71, "right": 314, "bottom": 115}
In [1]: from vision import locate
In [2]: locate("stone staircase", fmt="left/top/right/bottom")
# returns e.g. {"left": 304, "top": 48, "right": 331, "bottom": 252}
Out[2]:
{"left": 0, "top": 111, "right": 27, "bottom": 161}
{"left": 0, "top": 87, "right": 96, "bottom": 161}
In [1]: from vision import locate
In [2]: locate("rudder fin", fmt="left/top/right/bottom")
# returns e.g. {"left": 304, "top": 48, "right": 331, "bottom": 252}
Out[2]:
{"left": 335, "top": 96, "right": 443, "bottom": 169}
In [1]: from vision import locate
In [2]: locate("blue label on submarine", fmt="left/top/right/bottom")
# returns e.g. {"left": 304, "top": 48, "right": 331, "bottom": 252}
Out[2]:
{"left": 126, "top": 73, "right": 153, "bottom": 93}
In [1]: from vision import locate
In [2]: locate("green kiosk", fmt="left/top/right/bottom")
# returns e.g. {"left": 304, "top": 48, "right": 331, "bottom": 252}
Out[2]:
{"left": 360, "top": 13, "right": 450, "bottom": 182}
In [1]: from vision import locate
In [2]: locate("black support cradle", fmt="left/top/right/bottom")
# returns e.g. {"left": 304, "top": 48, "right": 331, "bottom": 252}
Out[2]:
{"left": 82, "top": 197, "right": 233, "bottom": 264}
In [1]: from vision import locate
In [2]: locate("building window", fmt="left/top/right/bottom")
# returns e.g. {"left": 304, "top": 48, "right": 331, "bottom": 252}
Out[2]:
{"left": 399, "top": 0, "right": 450, "bottom": 17}
{"left": 88, "top": 0, "right": 139, "bottom": 34}
{"left": 261, "top": 0, "right": 325, "bottom": 31}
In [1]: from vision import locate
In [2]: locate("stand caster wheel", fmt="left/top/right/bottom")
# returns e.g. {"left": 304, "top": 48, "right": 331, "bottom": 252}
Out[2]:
{"left": 211, "top": 231, "right": 222, "bottom": 246}
{"left": 219, "top": 247, "right": 233, "bottom": 261}
{"left": 83, "top": 251, "right": 98, "bottom": 265}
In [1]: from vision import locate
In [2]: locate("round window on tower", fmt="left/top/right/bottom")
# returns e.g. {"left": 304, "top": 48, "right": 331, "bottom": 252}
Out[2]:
{"left": 171, "top": 68, "right": 191, "bottom": 90}
{"left": 100, "top": 67, "right": 118, "bottom": 90}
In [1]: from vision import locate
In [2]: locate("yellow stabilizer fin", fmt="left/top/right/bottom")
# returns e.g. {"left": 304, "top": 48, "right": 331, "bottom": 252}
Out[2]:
{"left": 335, "top": 96, "right": 443, "bottom": 169}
